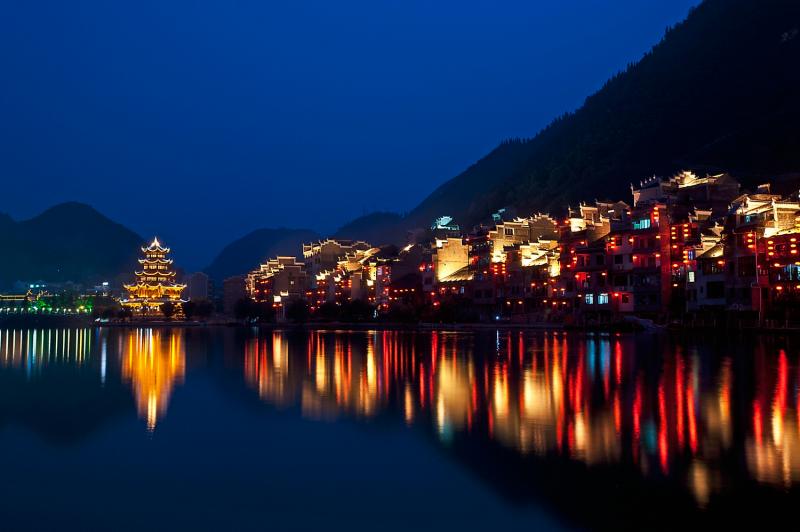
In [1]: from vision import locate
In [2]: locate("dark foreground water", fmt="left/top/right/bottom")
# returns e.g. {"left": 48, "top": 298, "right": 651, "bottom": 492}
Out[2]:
{"left": 0, "top": 327, "right": 799, "bottom": 530}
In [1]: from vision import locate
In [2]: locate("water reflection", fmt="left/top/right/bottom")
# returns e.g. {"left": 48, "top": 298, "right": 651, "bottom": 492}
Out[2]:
{"left": 748, "top": 348, "right": 800, "bottom": 487}
{"left": 0, "top": 328, "right": 92, "bottom": 372}
{"left": 2, "top": 326, "right": 800, "bottom": 524}
{"left": 120, "top": 329, "right": 185, "bottom": 431}
{"left": 242, "top": 329, "right": 800, "bottom": 509}
{"left": 0, "top": 327, "right": 185, "bottom": 432}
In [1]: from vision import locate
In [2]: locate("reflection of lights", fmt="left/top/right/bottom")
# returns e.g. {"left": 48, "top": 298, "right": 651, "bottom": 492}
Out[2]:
{"left": 436, "top": 355, "right": 473, "bottom": 434}
{"left": 366, "top": 339, "right": 377, "bottom": 397}
{"left": 404, "top": 384, "right": 414, "bottom": 425}
{"left": 747, "top": 349, "right": 800, "bottom": 487}
{"left": 0, "top": 328, "right": 92, "bottom": 370}
{"left": 574, "top": 412, "right": 587, "bottom": 455}
{"left": 315, "top": 352, "right": 327, "bottom": 393}
{"left": 233, "top": 329, "right": 800, "bottom": 501}
{"left": 273, "top": 334, "right": 285, "bottom": 372}
{"left": 492, "top": 364, "right": 509, "bottom": 419}
{"left": 121, "top": 329, "right": 185, "bottom": 432}
{"left": 689, "top": 460, "right": 711, "bottom": 508}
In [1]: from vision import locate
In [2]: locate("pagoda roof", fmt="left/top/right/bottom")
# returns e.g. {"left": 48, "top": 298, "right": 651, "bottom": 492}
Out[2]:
{"left": 141, "top": 237, "right": 170, "bottom": 253}
{"left": 124, "top": 282, "right": 186, "bottom": 289}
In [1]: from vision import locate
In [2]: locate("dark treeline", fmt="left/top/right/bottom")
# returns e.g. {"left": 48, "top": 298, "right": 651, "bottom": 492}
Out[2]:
{"left": 344, "top": 0, "right": 800, "bottom": 243}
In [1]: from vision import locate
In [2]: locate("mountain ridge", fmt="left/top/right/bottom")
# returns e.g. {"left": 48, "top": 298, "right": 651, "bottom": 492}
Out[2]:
{"left": 0, "top": 202, "right": 144, "bottom": 289}
{"left": 204, "top": 227, "right": 320, "bottom": 282}
{"left": 339, "top": 0, "right": 800, "bottom": 242}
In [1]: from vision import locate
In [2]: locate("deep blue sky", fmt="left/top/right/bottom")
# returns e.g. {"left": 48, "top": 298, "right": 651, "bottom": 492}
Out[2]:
{"left": 0, "top": 0, "right": 699, "bottom": 269}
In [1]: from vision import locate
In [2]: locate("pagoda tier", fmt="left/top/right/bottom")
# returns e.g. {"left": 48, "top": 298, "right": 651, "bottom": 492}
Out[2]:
{"left": 121, "top": 237, "right": 186, "bottom": 314}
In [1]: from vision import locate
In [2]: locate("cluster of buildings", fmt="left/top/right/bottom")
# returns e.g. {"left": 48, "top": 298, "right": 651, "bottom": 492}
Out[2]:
{"left": 241, "top": 239, "right": 424, "bottom": 315}
{"left": 1, "top": 237, "right": 216, "bottom": 319}
{"left": 12, "top": 170, "right": 795, "bottom": 324}
{"left": 236, "top": 170, "right": 800, "bottom": 324}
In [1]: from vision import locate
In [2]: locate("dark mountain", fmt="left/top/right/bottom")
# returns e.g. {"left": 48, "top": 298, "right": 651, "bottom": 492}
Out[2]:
{"left": 205, "top": 228, "right": 320, "bottom": 281}
{"left": 0, "top": 202, "right": 143, "bottom": 289}
{"left": 344, "top": 0, "right": 800, "bottom": 242}
{"left": 333, "top": 212, "right": 405, "bottom": 245}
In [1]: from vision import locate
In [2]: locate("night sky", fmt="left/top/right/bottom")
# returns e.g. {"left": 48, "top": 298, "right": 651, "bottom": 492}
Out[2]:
{"left": 1, "top": 0, "right": 699, "bottom": 269}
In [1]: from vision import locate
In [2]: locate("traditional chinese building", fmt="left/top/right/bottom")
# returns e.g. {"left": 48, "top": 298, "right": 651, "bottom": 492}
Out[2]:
{"left": 246, "top": 256, "right": 308, "bottom": 307}
{"left": 302, "top": 239, "right": 371, "bottom": 287}
{"left": 121, "top": 237, "right": 186, "bottom": 314}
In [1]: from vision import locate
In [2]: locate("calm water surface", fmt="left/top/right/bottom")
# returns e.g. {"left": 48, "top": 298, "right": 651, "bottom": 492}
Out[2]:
{"left": 0, "top": 327, "right": 798, "bottom": 530}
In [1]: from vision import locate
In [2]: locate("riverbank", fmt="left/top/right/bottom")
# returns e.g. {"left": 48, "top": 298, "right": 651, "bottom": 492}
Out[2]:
{"left": 11, "top": 314, "right": 800, "bottom": 335}
{"left": 0, "top": 314, "right": 93, "bottom": 327}
{"left": 95, "top": 318, "right": 652, "bottom": 333}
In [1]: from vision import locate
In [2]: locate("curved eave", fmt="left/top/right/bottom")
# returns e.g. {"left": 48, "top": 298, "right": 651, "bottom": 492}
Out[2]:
{"left": 124, "top": 282, "right": 186, "bottom": 289}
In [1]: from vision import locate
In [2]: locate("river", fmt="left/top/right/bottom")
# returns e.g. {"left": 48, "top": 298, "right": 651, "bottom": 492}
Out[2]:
{"left": 0, "top": 327, "right": 797, "bottom": 530}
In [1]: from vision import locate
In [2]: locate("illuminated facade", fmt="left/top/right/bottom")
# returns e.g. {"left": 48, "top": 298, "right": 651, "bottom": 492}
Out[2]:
{"left": 121, "top": 237, "right": 186, "bottom": 314}
{"left": 302, "top": 239, "right": 371, "bottom": 288}
{"left": 433, "top": 237, "right": 469, "bottom": 282}
{"left": 246, "top": 256, "right": 308, "bottom": 319}
{"left": 632, "top": 170, "right": 740, "bottom": 218}
{"left": 311, "top": 246, "right": 381, "bottom": 306}
{"left": 488, "top": 214, "right": 558, "bottom": 263}
{"left": 221, "top": 169, "right": 800, "bottom": 322}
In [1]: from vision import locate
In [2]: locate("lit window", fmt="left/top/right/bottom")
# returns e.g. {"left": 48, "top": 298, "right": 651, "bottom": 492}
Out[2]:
{"left": 688, "top": 271, "right": 695, "bottom": 283}
{"left": 585, "top": 293, "right": 594, "bottom": 305}
{"left": 598, "top": 293, "right": 609, "bottom": 305}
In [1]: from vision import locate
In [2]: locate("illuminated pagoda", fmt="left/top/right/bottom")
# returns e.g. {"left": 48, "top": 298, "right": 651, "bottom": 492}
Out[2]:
{"left": 121, "top": 237, "right": 186, "bottom": 314}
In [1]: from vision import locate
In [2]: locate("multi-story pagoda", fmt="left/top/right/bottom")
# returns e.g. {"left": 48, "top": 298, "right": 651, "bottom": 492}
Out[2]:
{"left": 122, "top": 237, "right": 186, "bottom": 314}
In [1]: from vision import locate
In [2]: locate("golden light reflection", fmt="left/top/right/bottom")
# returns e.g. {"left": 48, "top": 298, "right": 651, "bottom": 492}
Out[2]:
{"left": 435, "top": 351, "right": 473, "bottom": 436}
{"left": 239, "top": 329, "right": 800, "bottom": 503}
{"left": 121, "top": 329, "right": 185, "bottom": 432}
{"left": 747, "top": 349, "right": 800, "bottom": 487}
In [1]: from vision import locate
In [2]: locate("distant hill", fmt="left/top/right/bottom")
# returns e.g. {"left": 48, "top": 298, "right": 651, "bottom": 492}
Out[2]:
{"left": 333, "top": 212, "right": 405, "bottom": 245}
{"left": 351, "top": 0, "right": 800, "bottom": 241}
{"left": 0, "top": 202, "right": 143, "bottom": 289}
{"left": 204, "top": 228, "right": 320, "bottom": 281}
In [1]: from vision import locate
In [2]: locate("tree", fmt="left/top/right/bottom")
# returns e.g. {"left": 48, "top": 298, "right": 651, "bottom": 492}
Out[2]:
{"left": 194, "top": 299, "right": 214, "bottom": 319}
{"left": 433, "top": 295, "right": 478, "bottom": 323}
{"left": 233, "top": 298, "right": 275, "bottom": 322}
{"left": 285, "top": 299, "right": 309, "bottom": 323}
{"left": 256, "top": 302, "right": 276, "bottom": 323}
{"left": 340, "top": 299, "right": 374, "bottom": 322}
{"left": 385, "top": 302, "right": 422, "bottom": 323}
{"left": 161, "top": 301, "right": 176, "bottom": 319}
{"left": 182, "top": 301, "right": 197, "bottom": 320}
{"left": 92, "top": 296, "right": 120, "bottom": 320}
{"left": 234, "top": 298, "right": 256, "bottom": 321}
{"left": 317, "top": 301, "right": 340, "bottom": 321}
